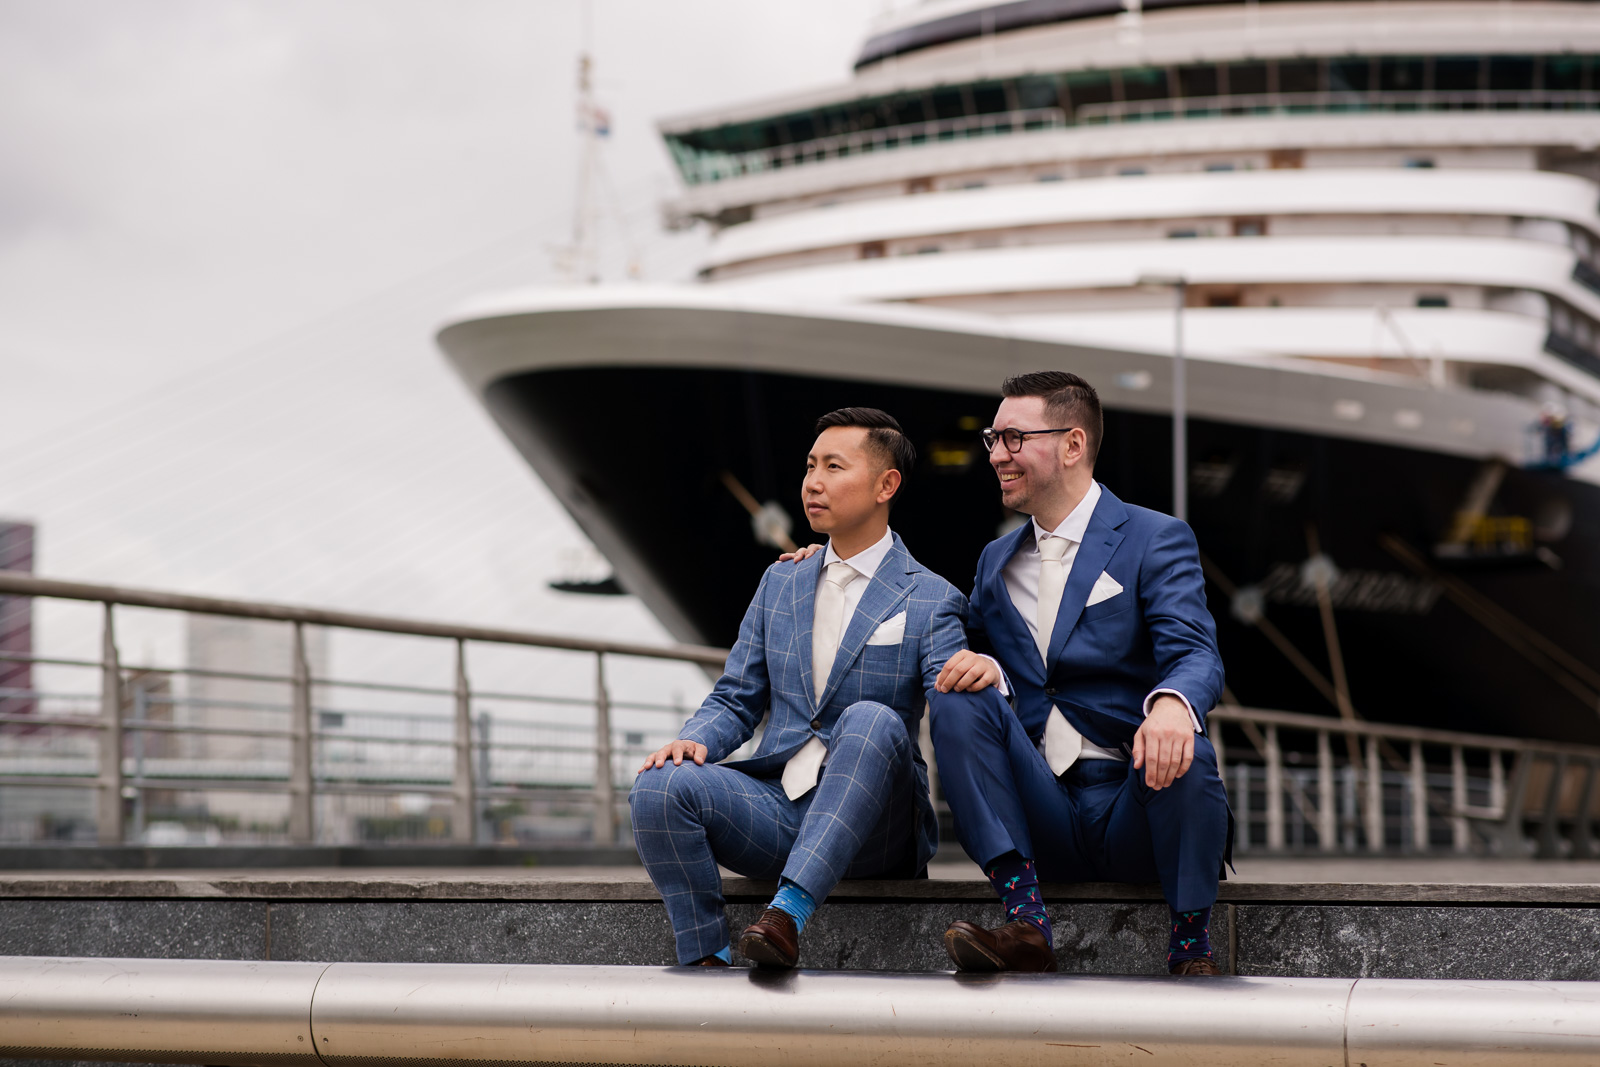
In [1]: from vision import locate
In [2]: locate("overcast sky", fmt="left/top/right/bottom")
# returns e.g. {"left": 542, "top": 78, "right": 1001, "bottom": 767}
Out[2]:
{"left": 0, "top": 1, "right": 900, "bottom": 694}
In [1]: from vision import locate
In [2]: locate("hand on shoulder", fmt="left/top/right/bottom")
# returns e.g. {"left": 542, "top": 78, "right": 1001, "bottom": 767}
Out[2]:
{"left": 778, "top": 543, "right": 824, "bottom": 563}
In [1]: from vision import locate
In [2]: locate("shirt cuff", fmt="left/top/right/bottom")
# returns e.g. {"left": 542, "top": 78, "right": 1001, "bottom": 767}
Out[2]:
{"left": 972, "top": 653, "right": 1011, "bottom": 697}
{"left": 1143, "top": 688, "right": 1202, "bottom": 732}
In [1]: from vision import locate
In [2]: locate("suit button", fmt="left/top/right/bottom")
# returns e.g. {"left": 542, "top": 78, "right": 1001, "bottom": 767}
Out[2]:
{"left": 810, "top": 719, "right": 822, "bottom": 730}
{"left": 1044, "top": 687, "right": 1057, "bottom": 696}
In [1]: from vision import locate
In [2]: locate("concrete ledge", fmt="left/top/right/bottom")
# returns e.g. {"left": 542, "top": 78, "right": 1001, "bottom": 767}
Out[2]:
{"left": 2, "top": 869, "right": 1599, "bottom": 904}
{"left": 0, "top": 870, "right": 1596, "bottom": 980}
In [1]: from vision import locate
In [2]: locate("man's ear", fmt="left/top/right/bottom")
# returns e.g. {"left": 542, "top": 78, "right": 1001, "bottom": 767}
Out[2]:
{"left": 876, "top": 468, "right": 903, "bottom": 505}
{"left": 1060, "top": 428, "right": 1087, "bottom": 468}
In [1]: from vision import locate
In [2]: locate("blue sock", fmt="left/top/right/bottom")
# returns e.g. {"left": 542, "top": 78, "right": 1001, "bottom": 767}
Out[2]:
{"left": 985, "top": 851, "right": 1051, "bottom": 945}
{"left": 711, "top": 946, "right": 732, "bottom": 964}
{"left": 769, "top": 878, "right": 818, "bottom": 934}
{"left": 1168, "top": 905, "right": 1213, "bottom": 966}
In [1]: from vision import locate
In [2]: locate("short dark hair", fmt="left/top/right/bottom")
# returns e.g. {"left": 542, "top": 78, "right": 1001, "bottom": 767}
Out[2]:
{"left": 1000, "top": 371, "right": 1103, "bottom": 466}
{"left": 813, "top": 407, "right": 916, "bottom": 501}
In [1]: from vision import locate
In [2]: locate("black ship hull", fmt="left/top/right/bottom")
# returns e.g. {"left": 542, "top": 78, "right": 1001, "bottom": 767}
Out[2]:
{"left": 485, "top": 365, "right": 1600, "bottom": 746}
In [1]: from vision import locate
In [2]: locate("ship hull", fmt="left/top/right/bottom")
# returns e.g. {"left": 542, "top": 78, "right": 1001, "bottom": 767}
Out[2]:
{"left": 481, "top": 361, "right": 1600, "bottom": 746}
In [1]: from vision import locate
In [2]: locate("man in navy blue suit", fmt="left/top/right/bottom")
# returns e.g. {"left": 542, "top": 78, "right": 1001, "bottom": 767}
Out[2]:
{"left": 928, "top": 370, "right": 1231, "bottom": 976}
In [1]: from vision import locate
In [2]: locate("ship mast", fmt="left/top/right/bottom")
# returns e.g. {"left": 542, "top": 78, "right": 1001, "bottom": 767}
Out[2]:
{"left": 554, "top": 5, "right": 638, "bottom": 285}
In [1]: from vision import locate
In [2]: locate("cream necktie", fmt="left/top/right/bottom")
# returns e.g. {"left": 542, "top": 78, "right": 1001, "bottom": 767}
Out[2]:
{"left": 1036, "top": 535, "right": 1083, "bottom": 776}
{"left": 785, "top": 560, "right": 857, "bottom": 800}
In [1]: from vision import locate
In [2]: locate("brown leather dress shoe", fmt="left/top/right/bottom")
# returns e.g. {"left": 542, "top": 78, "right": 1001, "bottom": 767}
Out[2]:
{"left": 943, "top": 919, "right": 1058, "bottom": 973}
{"left": 1170, "top": 956, "right": 1223, "bottom": 976}
{"left": 737, "top": 908, "right": 800, "bottom": 968}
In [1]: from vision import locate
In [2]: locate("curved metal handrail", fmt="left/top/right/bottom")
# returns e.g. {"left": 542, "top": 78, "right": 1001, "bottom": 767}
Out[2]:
{"left": 2, "top": 956, "right": 1599, "bottom": 1066}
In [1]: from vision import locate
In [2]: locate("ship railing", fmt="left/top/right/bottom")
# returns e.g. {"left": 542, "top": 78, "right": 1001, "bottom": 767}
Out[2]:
{"left": 676, "top": 107, "right": 1068, "bottom": 185}
{"left": 676, "top": 89, "right": 1600, "bottom": 186}
{"left": 1076, "top": 88, "right": 1600, "bottom": 126}
{"left": 0, "top": 570, "right": 1592, "bottom": 857}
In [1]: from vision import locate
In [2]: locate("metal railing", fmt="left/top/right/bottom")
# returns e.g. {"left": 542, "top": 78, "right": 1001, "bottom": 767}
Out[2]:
{"left": 671, "top": 107, "right": 1068, "bottom": 185}
{"left": 0, "top": 571, "right": 725, "bottom": 847}
{"left": 672, "top": 90, "right": 1600, "bottom": 185}
{"left": 1, "top": 570, "right": 1594, "bottom": 856}
{"left": 1211, "top": 705, "right": 1600, "bottom": 859}
{"left": 5, "top": 956, "right": 1600, "bottom": 1065}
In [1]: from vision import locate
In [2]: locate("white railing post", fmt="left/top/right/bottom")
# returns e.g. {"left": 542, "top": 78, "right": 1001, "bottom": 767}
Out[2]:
{"left": 1409, "top": 741, "right": 1429, "bottom": 853}
{"left": 452, "top": 639, "right": 476, "bottom": 844}
{"left": 592, "top": 652, "right": 616, "bottom": 846}
{"left": 1365, "top": 735, "right": 1384, "bottom": 852}
{"left": 1316, "top": 730, "right": 1336, "bottom": 852}
{"left": 96, "top": 602, "right": 124, "bottom": 845}
{"left": 287, "top": 621, "right": 314, "bottom": 844}
{"left": 1265, "top": 724, "right": 1285, "bottom": 851}
{"left": 1451, "top": 745, "right": 1470, "bottom": 853}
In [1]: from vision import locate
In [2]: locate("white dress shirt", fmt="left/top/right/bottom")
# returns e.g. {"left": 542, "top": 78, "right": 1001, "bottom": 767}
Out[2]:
{"left": 819, "top": 526, "right": 894, "bottom": 628}
{"left": 979, "top": 482, "right": 1199, "bottom": 762}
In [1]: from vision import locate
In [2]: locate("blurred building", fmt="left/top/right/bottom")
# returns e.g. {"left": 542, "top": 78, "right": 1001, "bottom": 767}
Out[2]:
{"left": 0, "top": 520, "right": 35, "bottom": 720}
{"left": 181, "top": 615, "right": 328, "bottom": 835}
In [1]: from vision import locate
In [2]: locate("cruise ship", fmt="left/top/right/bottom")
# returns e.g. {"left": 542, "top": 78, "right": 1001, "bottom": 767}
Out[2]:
{"left": 439, "top": 0, "right": 1600, "bottom": 744}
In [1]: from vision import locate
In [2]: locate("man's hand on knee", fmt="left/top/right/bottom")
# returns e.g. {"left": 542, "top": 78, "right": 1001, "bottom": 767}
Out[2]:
{"left": 935, "top": 650, "right": 1002, "bottom": 694}
{"left": 638, "top": 739, "right": 708, "bottom": 773}
{"left": 1131, "top": 696, "right": 1195, "bottom": 789}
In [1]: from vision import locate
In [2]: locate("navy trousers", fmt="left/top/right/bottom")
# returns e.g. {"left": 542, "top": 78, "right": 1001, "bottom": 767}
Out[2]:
{"left": 630, "top": 700, "right": 920, "bottom": 964}
{"left": 929, "top": 688, "right": 1229, "bottom": 912}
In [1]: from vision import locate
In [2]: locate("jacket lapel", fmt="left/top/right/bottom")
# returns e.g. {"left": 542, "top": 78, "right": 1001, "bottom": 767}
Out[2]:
{"left": 1045, "top": 489, "right": 1129, "bottom": 667}
{"left": 792, "top": 550, "right": 825, "bottom": 710}
{"left": 819, "top": 536, "right": 915, "bottom": 707}
{"left": 988, "top": 521, "right": 1036, "bottom": 640}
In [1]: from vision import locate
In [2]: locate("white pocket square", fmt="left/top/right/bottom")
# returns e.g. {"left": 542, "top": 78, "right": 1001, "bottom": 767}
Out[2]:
{"left": 866, "top": 611, "right": 907, "bottom": 645}
{"left": 1086, "top": 571, "right": 1124, "bottom": 607}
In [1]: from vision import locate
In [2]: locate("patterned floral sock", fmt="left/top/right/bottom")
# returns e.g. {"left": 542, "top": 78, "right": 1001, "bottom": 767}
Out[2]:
{"left": 1167, "top": 905, "right": 1213, "bottom": 966}
{"left": 985, "top": 850, "right": 1051, "bottom": 945}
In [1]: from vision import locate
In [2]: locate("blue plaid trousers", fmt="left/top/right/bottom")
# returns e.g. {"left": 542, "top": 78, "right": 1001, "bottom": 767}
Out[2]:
{"left": 630, "top": 700, "right": 920, "bottom": 964}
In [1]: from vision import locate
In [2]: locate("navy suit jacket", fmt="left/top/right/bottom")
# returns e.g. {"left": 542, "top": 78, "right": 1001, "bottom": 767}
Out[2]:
{"left": 969, "top": 485, "right": 1225, "bottom": 752}
{"left": 677, "top": 533, "right": 968, "bottom": 873}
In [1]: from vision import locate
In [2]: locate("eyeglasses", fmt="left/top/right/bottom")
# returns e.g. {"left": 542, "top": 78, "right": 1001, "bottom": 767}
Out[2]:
{"left": 980, "top": 426, "right": 1077, "bottom": 454}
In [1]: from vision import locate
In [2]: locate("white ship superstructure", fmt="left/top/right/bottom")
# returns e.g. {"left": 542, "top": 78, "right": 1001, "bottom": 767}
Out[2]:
{"left": 439, "top": 1, "right": 1600, "bottom": 741}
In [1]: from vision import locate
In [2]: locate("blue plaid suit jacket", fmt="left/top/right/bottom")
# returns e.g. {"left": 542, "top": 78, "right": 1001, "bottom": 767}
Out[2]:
{"left": 676, "top": 533, "right": 967, "bottom": 873}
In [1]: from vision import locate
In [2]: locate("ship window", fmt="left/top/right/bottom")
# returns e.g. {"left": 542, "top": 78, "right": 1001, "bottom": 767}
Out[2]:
{"left": 1229, "top": 62, "right": 1269, "bottom": 97}
{"left": 1403, "top": 157, "right": 1436, "bottom": 168}
{"left": 1015, "top": 74, "right": 1063, "bottom": 110}
{"left": 930, "top": 87, "right": 967, "bottom": 120}
{"left": 1329, "top": 58, "right": 1372, "bottom": 94}
{"left": 1205, "top": 162, "right": 1235, "bottom": 172}
{"left": 971, "top": 82, "right": 1008, "bottom": 115}
{"left": 1119, "top": 166, "right": 1147, "bottom": 176}
{"left": 1121, "top": 67, "right": 1168, "bottom": 102}
{"left": 1036, "top": 172, "right": 1064, "bottom": 182}
{"left": 860, "top": 241, "right": 887, "bottom": 259}
{"left": 885, "top": 93, "right": 927, "bottom": 127}
{"left": 1277, "top": 59, "right": 1320, "bottom": 95}
{"left": 1233, "top": 218, "right": 1267, "bottom": 237}
{"left": 1064, "top": 70, "right": 1114, "bottom": 112}
{"left": 1178, "top": 65, "right": 1219, "bottom": 99}
{"left": 1489, "top": 56, "right": 1537, "bottom": 93}
{"left": 1544, "top": 55, "right": 1589, "bottom": 92}
{"left": 1417, "top": 294, "right": 1450, "bottom": 308}
{"left": 1434, "top": 56, "right": 1483, "bottom": 93}
{"left": 1167, "top": 228, "right": 1199, "bottom": 239}
{"left": 1379, "top": 57, "right": 1427, "bottom": 92}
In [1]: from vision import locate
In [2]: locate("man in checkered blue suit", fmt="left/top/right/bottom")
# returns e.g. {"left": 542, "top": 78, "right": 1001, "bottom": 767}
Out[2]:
{"left": 630, "top": 407, "right": 968, "bottom": 968}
